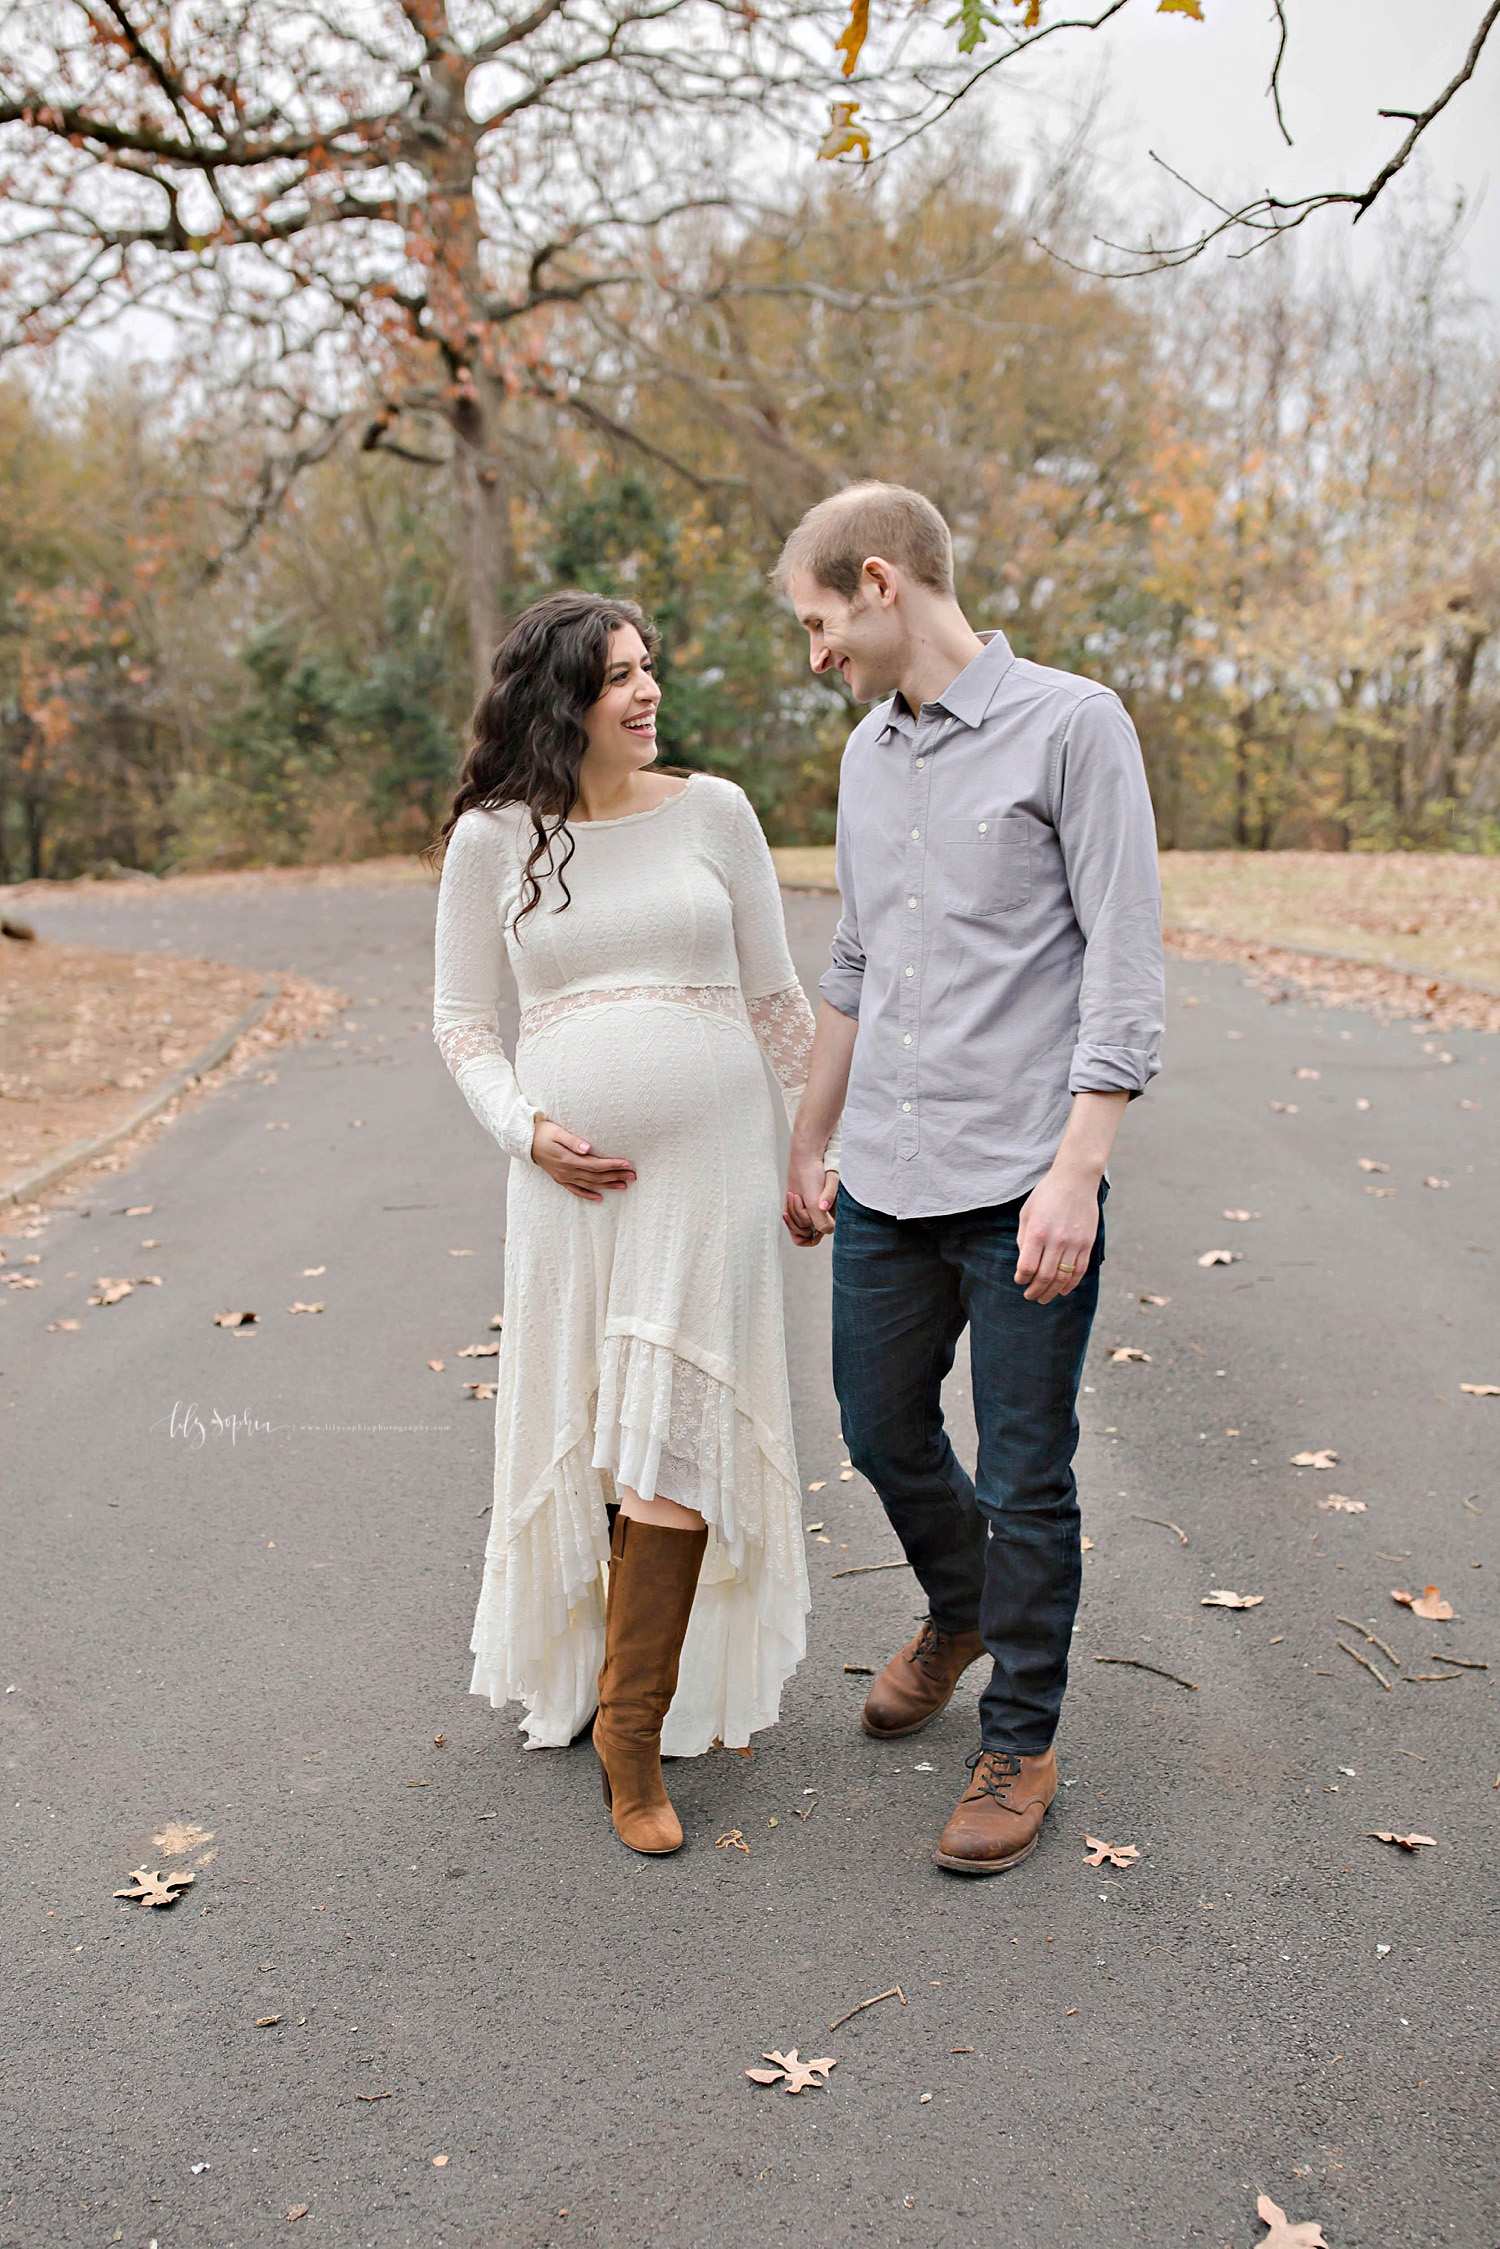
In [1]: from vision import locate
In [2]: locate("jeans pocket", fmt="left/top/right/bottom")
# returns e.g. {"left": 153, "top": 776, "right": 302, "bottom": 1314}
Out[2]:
{"left": 933, "top": 810, "right": 1030, "bottom": 916}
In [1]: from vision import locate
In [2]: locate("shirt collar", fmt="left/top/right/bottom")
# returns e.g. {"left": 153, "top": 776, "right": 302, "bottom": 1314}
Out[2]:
{"left": 877, "top": 628, "right": 1016, "bottom": 739}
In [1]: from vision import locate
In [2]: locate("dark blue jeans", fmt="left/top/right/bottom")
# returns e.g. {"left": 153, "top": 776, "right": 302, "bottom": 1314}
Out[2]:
{"left": 831, "top": 1181, "right": 1106, "bottom": 1755}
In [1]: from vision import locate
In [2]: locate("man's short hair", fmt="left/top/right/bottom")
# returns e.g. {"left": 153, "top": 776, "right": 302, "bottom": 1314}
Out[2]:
{"left": 773, "top": 481, "right": 955, "bottom": 602}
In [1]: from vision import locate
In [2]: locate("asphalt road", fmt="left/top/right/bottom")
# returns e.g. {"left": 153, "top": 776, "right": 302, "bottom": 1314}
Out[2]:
{"left": 3, "top": 876, "right": 1496, "bottom": 2249}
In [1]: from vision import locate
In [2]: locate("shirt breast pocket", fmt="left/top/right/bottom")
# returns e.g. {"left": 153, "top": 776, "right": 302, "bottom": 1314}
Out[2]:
{"left": 932, "top": 811, "right": 1030, "bottom": 917}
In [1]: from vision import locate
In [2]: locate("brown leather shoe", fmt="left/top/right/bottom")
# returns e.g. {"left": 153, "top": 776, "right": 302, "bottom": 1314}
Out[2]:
{"left": 933, "top": 1747, "right": 1057, "bottom": 1874}
{"left": 861, "top": 1618, "right": 987, "bottom": 1740}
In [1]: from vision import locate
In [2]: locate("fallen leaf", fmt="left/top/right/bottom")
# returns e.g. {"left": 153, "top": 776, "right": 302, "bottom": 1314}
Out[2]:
{"left": 457, "top": 1343, "right": 499, "bottom": 1358}
{"left": 1083, "top": 1836, "right": 1139, "bottom": 1870}
{"left": 1291, "top": 1449, "right": 1339, "bottom": 1469}
{"left": 213, "top": 1309, "right": 257, "bottom": 1328}
{"left": 1423, "top": 1177, "right": 1450, "bottom": 1189}
{"left": 46, "top": 1319, "right": 82, "bottom": 1331}
{"left": 1109, "top": 1346, "right": 1151, "bottom": 1363}
{"left": 1198, "top": 1249, "right": 1241, "bottom": 1266}
{"left": 489, "top": 1313, "right": 504, "bottom": 1329}
{"left": 114, "top": 1866, "right": 195, "bottom": 1907}
{"left": 843, "top": 1663, "right": 875, "bottom": 1674}
{"left": 1138, "top": 1292, "right": 1171, "bottom": 1306}
{"left": 123, "top": 1205, "right": 153, "bottom": 1216}
{"left": 433, "top": 1732, "right": 445, "bottom": 1746}
{"left": 1356, "top": 1096, "right": 1371, "bottom": 1110}
{"left": 432, "top": 2154, "right": 449, "bottom": 2166}
{"left": 1254, "top": 2192, "right": 1329, "bottom": 2248}
{"left": 746, "top": 2048, "right": 838, "bottom": 2094}
{"left": 463, "top": 1381, "right": 497, "bottom": 1401}
{"left": 1368, "top": 1830, "right": 1437, "bottom": 1851}
{"left": 1202, "top": 1589, "right": 1264, "bottom": 1609}
{"left": 715, "top": 1829, "right": 750, "bottom": 1853}
{"left": 287, "top": 1301, "right": 324, "bottom": 1314}
{"left": 287, "top": 2205, "right": 310, "bottom": 2223}
{"left": 1366, "top": 1185, "right": 1397, "bottom": 1197}
{"left": 1318, "top": 1494, "right": 1366, "bottom": 1512}
{"left": 805, "top": 1520, "right": 825, "bottom": 1531}
{"left": 427, "top": 1359, "right": 444, "bottom": 1372}
{"left": 302, "top": 1266, "right": 326, "bottom": 1276}
{"left": 89, "top": 1278, "right": 134, "bottom": 1306}
{"left": 1269, "top": 1101, "right": 1299, "bottom": 1113}
{"left": 807, "top": 1480, "right": 827, "bottom": 1491}
{"left": 1459, "top": 1382, "right": 1499, "bottom": 1397}
{"left": 839, "top": 1469, "right": 854, "bottom": 1480}
{"left": 256, "top": 2014, "right": 282, "bottom": 2027}
{"left": 1391, "top": 1585, "right": 1454, "bottom": 1620}
{"left": 1293, "top": 1068, "right": 1320, "bottom": 1080}
{"left": 1081, "top": 1535, "right": 1095, "bottom": 1551}
{"left": 1357, "top": 1157, "right": 1390, "bottom": 1173}
{"left": 1222, "top": 1209, "right": 1261, "bottom": 1221}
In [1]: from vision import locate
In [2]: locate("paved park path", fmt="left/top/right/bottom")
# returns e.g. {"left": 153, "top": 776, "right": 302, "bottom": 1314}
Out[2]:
{"left": 2, "top": 873, "right": 1495, "bottom": 2249}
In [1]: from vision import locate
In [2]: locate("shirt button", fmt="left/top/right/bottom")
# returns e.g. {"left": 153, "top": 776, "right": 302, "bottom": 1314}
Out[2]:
{"left": 901, "top": 1101, "right": 911, "bottom": 1113}
{"left": 910, "top": 827, "right": 920, "bottom": 840}
{"left": 915, "top": 758, "right": 925, "bottom": 769}
{"left": 904, "top": 965, "right": 914, "bottom": 977}
{"left": 907, "top": 896, "right": 917, "bottom": 909}
{"left": 978, "top": 822, "right": 988, "bottom": 834}
{"left": 902, "top": 1034, "right": 912, "bottom": 1046}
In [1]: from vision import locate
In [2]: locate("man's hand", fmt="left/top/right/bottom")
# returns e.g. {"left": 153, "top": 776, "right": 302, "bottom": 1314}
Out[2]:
{"left": 531, "top": 1117, "right": 636, "bottom": 1202}
{"left": 1014, "top": 1165, "right": 1102, "bottom": 1303}
{"left": 1014, "top": 1089, "right": 1129, "bottom": 1303}
{"left": 784, "top": 1163, "right": 839, "bottom": 1247}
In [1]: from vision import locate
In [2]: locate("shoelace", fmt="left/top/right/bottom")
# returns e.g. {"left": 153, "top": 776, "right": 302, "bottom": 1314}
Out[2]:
{"left": 911, "top": 1617, "right": 962, "bottom": 1678}
{"left": 964, "top": 1747, "right": 1022, "bottom": 1801}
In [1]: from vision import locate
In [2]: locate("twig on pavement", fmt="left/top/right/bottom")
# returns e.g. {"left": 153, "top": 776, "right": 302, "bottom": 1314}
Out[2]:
{"left": 1336, "top": 1615, "right": 1402, "bottom": 1667}
{"left": 827, "top": 1985, "right": 906, "bottom": 2034}
{"left": 1336, "top": 1637, "right": 1393, "bottom": 1691}
{"left": 831, "top": 1560, "right": 913, "bottom": 1578}
{"left": 1093, "top": 1655, "right": 1198, "bottom": 1690}
{"left": 1130, "top": 1514, "right": 1189, "bottom": 1546}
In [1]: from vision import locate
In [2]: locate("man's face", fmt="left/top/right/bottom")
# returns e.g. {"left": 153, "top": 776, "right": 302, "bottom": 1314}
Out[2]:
{"left": 786, "top": 564, "right": 907, "bottom": 704}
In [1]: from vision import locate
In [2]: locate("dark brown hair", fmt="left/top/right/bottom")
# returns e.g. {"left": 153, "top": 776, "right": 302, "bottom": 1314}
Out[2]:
{"left": 772, "top": 480, "right": 955, "bottom": 601}
{"left": 431, "top": 591, "right": 659, "bottom": 931}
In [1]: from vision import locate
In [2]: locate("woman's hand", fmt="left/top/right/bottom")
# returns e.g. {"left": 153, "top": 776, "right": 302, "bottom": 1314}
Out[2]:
{"left": 784, "top": 1167, "right": 839, "bottom": 1247}
{"left": 531, "top": 1118, "right": 636, "bottom": 1202}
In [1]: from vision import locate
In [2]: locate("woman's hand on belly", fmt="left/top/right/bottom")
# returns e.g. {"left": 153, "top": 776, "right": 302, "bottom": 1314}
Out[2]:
{"left": 531, "top": 1117, "right": 637, "bottom": 1202}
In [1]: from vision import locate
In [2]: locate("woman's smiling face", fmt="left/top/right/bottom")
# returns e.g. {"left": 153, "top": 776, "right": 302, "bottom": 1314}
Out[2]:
{"left": 584, "top": 624, "right": 661, "bottom": 771}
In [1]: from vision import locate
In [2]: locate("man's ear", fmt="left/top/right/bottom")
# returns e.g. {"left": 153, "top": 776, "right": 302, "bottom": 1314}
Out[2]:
{"left": 860, "top": 555, "right": 899, "bottom": 607}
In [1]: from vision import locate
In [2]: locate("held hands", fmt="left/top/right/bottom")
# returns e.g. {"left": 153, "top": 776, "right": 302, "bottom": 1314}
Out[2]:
{"left": 1014, "top": 1161, "right": 1101, "bottom": 1304}
{"left": 784, "top": 1148, "right": 839, "bottom": 1248}
{"left": 531, "top": 1117, "right": 636, "bottom": 1202}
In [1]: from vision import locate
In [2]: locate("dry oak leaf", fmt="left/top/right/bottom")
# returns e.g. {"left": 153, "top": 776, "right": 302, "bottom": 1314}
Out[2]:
{"left": 1222, "top": 1209, "right": 1261, "bottom": 1221}
{"left": 463, "top": 1381, "right": 497, "bottom": 1401}
{"left": 1459, "top": 1382, "right": 1499, "bottom": 1397}
{"left": 114, "top": 1866, "right": 195, "bottom": 1907}
{"left": 1081, "top": 1535, "right": 1096, "bottom": 1552}
{"left": 1291, "top": 1450, "right": 1339, "bottom": 1469}
{"left": 1269, "top": 1101, "right": 1298, "bottom": 1113}
{"left": 1391, "top": 1585, "right": 1454, "bottom": 1621}
{"left": 1109, "top": 1346, "right": 1151, "bottom": 1364}
{"left": 1369, "top": 1830, "right": 1437, "bottom": 1851}
{"left": 746, "top": 2049, "right": 838, "bottom": 2094}
{"left": 1139, "top": 1292, "right": 1171, "bottom": 1307}
{"left": 715, "top": 1828, "right": 751, "bottom": 1853}
{"left": 818, "top": 99, "right": 869, "bottom": 160}
{"left": 287, "top": 2203, "right": 310, "bottom": 2221}
{"left": 1293, "top": 1068, "right": 1320, "bottom": 1080}
{"left": 457, "top": 1343, "right": 499, "bottom": 1358}
{"left": 213, "top": 1309, "right": 257, "bottom": 1328}
{"left": 288, "top": 1301, "right": 324, "bottom": 1314}
{"left": 1424, "top": 1177, "right": 1450, "bottom": 1189}
{"left": 1254, "top": 2193, "right": 1329, "bottom": 2248}
{"left": 1083, "top": 1836, "right": 1140, "bottom": 1870}
{"left": 1198, "top": 1249, "right": 1241, "bottom": 1266}
{"left": 1357, "top": 1157, "right": 1390, "bottom": 1173}
{"left": 426, "top": 1359, "right": 444, "bottom": 1372}
{"left": 1318, "top": 1495, "right": 1366, "bottom": 1513}
{"left": 1202, "top": 1589, "right": 1264, "bottom": 1609}
{"left": 89, "top": 1279, "right": 134, "bottom": 1306}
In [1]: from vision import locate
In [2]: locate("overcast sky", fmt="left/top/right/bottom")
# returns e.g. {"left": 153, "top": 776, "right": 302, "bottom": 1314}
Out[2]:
{"left": 993, "top": 0, "right": 1499, "bottom": 302}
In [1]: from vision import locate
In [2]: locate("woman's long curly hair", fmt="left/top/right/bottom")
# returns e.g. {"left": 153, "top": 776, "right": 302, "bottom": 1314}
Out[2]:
{"left": 430, "top": 591, "right": 661, "bottom": 933}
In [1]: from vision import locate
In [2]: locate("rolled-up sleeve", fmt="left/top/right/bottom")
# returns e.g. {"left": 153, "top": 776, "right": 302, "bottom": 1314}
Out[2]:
{"left": 818, "top": 791, "right": 866, "bottom": 1020}
{"left": 1054, "top": 690, "right": 1164, "bottom": 1098}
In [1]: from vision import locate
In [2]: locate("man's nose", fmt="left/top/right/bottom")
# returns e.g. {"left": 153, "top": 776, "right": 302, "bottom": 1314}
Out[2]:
{"left": 810, "top": 641, "right": 832, "bottom": 674}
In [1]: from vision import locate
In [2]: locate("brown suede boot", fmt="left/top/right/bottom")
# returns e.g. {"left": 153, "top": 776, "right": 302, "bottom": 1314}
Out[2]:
{"left": 934, "top": 1746, "right": 1057, "bottom": 1874}
{"left": 593, "top": 1511, "right": 708, "bottom": 1855}
{"left": 861, "top": 1618, "right": 987, "bottom": 1740}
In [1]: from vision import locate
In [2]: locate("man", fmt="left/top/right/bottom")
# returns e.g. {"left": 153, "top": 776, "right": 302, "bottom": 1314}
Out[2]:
{"left": 780, "top": 482, "right": 1163, "bottom": 1876}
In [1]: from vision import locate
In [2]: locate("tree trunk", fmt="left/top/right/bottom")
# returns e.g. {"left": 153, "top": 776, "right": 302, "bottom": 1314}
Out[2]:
{"left": 453, "top": 378, "right": 517, "bottom": 705}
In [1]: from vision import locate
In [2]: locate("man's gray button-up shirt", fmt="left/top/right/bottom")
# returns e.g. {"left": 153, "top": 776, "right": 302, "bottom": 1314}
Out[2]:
{"left": 819, "top": 628, "right": 1164, "bottom": 1220}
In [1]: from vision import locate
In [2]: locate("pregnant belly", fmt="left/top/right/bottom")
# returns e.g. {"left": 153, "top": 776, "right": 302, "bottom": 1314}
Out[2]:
{"left": 517, "top": 998, "right": 776, "bottom": 1172}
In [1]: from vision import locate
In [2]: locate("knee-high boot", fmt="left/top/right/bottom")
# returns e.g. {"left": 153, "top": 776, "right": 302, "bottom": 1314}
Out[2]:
{"left": 593, "top": 1511, "right": 708, "bottom": 1855}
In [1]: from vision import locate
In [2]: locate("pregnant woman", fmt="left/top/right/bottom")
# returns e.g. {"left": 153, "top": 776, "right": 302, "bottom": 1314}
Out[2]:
{"left": 431, "top": 590, "right": 838, "bottom": 1855}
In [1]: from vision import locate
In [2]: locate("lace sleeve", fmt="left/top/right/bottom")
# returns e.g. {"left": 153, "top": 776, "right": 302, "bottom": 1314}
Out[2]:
{"left": 746, "top": 980, "right": 841, "bottom": 1169}
{"left": 432, "top": 815, "right": 542, "bottom": 1164}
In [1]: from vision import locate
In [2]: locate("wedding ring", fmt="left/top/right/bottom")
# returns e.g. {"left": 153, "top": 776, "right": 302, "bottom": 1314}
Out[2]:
{"left": 1058, "top": 1263, "right": 1076, "bottom": 1274}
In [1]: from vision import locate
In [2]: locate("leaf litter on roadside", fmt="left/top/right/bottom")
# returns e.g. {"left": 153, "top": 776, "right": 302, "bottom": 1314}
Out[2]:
{"left": 1108, "top": 1346, "right": 1151, "bottom": 1364}
{"left": 1318, "top": 1495, "right": 1366, "bottom": 1512}
{"left": 746, "top": 2050, "right": 837, "bottom": 2094}
{"left": 1291, "top": 1450, "right": 1339, "bottom": 1470}
{"left": 1254, "top": 2193, "right": 1329, "bottom": 2248}
{"left": 1197, "top": 1249, "right": 1241, "bottom": 1266}
{"left": 1369, "top": 1831, "right": 1437, "bottom": 1852}
{"left": 114, "top": 1867, "right": 195, "bottom": 1907}
{"left": 1083, "top": 1837, "right": 1139, "bottom": 1870}
{"left": 1202, "top": 1589, "right": 1263, "bottom": 1609}
{"left": 1391, "top": 1585, "right": 1454, "bottom": 1621}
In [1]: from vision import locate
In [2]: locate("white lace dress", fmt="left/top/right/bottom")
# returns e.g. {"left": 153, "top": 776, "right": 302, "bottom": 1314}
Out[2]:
{"left": 431, "top": 772, "right": 835, "bottom": 1755}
